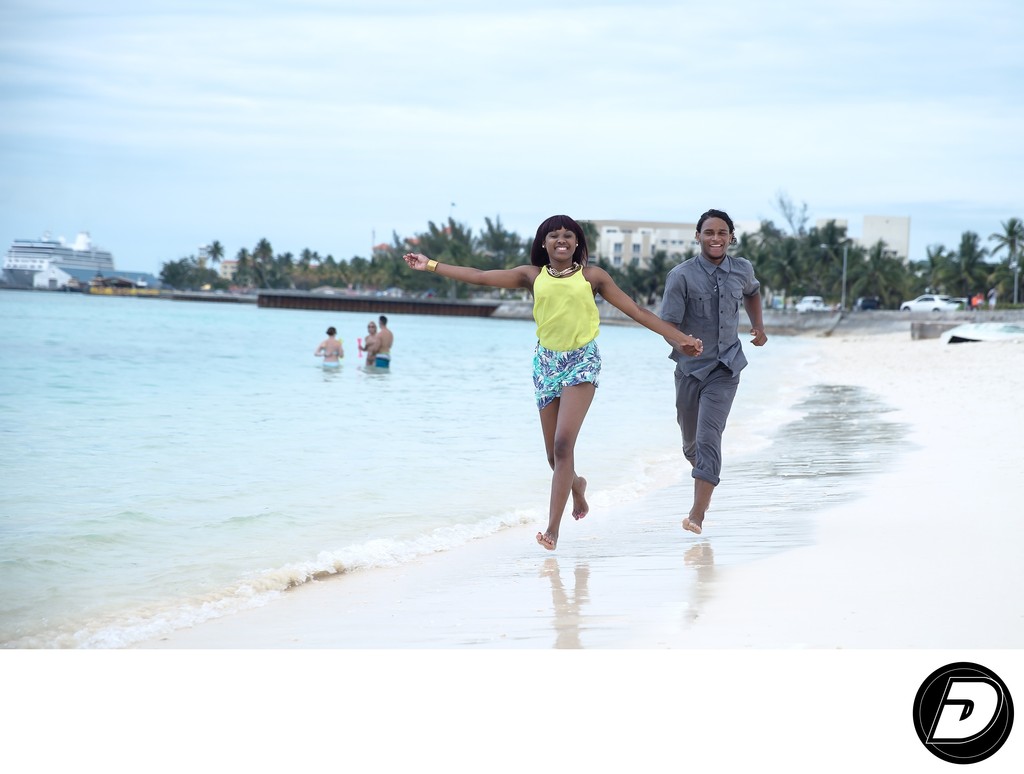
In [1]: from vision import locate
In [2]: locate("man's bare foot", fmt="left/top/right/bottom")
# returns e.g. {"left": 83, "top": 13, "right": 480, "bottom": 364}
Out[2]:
{"left": 572, "top": 476, "right": 589, "bottom": 520}
{"left": 536, "top": 532, "right": 557, "bottom": 550}
{"left": 682, "top": 516, "right": 703, "bottom": 535}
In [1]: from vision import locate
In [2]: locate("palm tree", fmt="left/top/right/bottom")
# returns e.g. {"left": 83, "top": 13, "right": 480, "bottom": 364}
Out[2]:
{"left": 961, "top": 231, "right": 991, "bottom": 298}
{"left": 990, "top": 217, "right": 1023, "bottom": 303}
{"left": 579, "top": 220, "right": 601, "bottom": 259}
{"left": 277, "top": 251, "right": 296, "bottom": 289}
{"left": 849, "top": 242, "right": 907, "bottom": 308}
{"left": 412, "top": 218, "right": 477, "bottom": 298}
{"left": 941, "top": 231, "right": 990, "bottom": 301}
{"left": 636, "top": 250, "right": 672, "bottom": 305}
{"left": 477, "top": 216, "right": 525, "bottom": 269}
{"left": 917, "top": 245, "right": 954, "bottom": 293}
{"left": 369, "top": 251, "right": 408, "bottom": 291}
{"left": 739, "top": 220, "right": 794, "bottom": 302}
{"left": 207, "top": 240, "right": 224, "bottom": 267}
{"left": 989, "top": 217, "right": 1024, "bottom": 263}
{"left": 762, "top": 238, "right": 804, "bottom": 301}
{"left": 251, "top": 238, "right": 274, "bottom": 289}
{"left": 347, "top": 256, "right": 371, "bottom": 291}
{"left": 233, "top": 247, "right": 255, "bottom": 288}
{"left": 813, "top": 222, "right": 853, "bottom": 302}
{"left": 319, "top": 254, "right": 347, "bottom": 288}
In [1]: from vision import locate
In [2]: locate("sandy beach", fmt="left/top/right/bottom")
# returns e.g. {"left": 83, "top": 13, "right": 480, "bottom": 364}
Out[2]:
{"left": 133, "top": 324, "right": 1024, "bottom": 650}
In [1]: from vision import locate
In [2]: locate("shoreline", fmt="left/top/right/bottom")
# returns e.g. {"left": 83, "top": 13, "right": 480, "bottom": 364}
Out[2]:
{"left": 135, "top": 326, "right": 1024, "bottom": 649}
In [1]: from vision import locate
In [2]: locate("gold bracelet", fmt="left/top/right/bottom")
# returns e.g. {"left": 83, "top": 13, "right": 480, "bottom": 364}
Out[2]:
{"left": 426, "top": 259, "right": 438, "bottom": 272}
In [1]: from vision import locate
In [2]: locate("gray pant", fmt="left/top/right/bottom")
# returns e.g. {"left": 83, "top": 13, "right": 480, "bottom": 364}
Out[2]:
{"left": 674, "top": 363, "right": 740, "bottom": 486}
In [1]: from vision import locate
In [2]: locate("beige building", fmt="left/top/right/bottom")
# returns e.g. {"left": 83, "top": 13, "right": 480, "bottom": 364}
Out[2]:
{"left": 588, "top": 219, "right": 760, "bottom": 269}
{"left": 589, "top": 220, "right": 696, "bottom": 268}
{"left": 591, "top": 214, "right": 910, "bottom": 270}
{"left": 218, "top": 259, "right": 238, "bottom": 280}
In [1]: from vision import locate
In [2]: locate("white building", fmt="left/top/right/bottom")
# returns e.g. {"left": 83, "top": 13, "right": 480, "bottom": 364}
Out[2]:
{"left": 815, "top": 215, "right": 910, "bottom": 260}
{"left": 29, "top": 264, "right": 77, "bottom": 290}
{"left": 861, "top": 215, "right": 910, "bottom": 259}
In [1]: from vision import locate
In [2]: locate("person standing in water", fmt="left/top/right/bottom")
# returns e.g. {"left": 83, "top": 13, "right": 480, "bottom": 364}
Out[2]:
{"left": 360, "top": 319, "right": 380, "bottom": 362}
{"left": 659, "top": 208, "right": 767, "bottom": 535}
{"left": 315, "top": 326, "right": 344, "bottom": 367}
{"left": 404, "top": 214, "right": 703, "bottom": 551}
{"left": 373, "top": 315, "right": 394, "bottom": 368}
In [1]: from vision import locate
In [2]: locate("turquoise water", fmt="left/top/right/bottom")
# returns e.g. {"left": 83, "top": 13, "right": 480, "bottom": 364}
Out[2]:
{"left": 0, "top": 289, "right": 900, "bottom": 648}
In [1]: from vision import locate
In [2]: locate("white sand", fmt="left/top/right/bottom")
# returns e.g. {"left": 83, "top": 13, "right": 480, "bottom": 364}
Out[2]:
{"left": 135, "top": 329, "right": 1024, "bottom": 650}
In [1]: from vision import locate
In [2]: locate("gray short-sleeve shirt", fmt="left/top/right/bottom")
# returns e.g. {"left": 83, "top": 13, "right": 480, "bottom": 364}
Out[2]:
{"left": 659, "top": 254, "right": 761, "bottom": 380}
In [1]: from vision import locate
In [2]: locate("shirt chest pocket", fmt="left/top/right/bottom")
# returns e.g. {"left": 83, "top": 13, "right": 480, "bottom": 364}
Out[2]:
{"left": 690, "top": 293, "right": 713, "bottom": 319}
{"left": 727, "top": 289, "right": 743, "bottom": 315}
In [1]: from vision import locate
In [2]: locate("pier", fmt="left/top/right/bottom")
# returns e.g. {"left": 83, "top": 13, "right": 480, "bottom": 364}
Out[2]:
{"left": 256, "top": 290, "right": 501, "bottom": 317}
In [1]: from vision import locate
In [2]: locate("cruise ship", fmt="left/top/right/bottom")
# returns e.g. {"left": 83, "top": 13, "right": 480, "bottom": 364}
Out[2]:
{"left": 2, "top": 232, "right": 116, "bottom": 289}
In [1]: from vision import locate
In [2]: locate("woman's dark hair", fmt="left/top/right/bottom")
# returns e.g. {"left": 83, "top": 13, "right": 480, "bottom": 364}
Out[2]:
{"left": 696, "top": 208, "right": 735, "bottom": 234}
{"left": 326, "top": 327, "right": 336, "bottom": 336}
{"left": 530, "top": 214, "right": 589, "bottom": 267}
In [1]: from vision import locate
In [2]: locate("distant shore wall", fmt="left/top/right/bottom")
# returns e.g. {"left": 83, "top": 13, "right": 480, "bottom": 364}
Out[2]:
{"left": 256, "top": 291, "right": 500, "bottom": 317}
{"left": 157, "top": 289, "right": 1023, "bottom": 337}
{"left": 759, "top": 309, "right": 1024, "bottom": 337}
{"left": 500, "top": 301, "right": 1024, "bottom": 336}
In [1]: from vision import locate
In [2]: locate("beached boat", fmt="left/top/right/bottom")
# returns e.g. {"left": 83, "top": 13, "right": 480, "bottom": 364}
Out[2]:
{"left": 86, "top": 275, "right": 160, "bottom": 296}
{"left": 941, "top": 322, "right": 1024, "bottom": 344}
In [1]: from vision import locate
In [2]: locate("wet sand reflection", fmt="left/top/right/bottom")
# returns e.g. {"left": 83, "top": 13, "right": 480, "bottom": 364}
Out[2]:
{"left": 540, "top": 558, "right": 590, "bottom": 649}
{"left": 682, "top": 541, "right": 715, "bottom": 626}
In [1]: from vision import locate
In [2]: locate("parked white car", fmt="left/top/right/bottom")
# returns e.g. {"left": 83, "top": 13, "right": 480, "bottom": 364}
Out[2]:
{"left": 795, "top": 296, "right": 829, "bottom": 312}
{"left": 899, "top": 294, "right": 962, "bottom": 312}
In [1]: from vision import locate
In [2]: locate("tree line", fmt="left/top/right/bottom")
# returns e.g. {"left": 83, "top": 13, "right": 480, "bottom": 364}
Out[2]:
{"left": 160, "top": 209, "right": 1023, "bottom": 309}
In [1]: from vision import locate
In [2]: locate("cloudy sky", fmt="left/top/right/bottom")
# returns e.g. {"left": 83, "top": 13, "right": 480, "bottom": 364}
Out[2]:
{"left": 2, "top": 0, "right": 1022, "bottom": 276}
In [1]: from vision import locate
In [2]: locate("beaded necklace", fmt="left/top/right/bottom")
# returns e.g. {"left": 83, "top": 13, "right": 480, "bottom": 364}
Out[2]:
{"left": 546, "top": 262, "right": 580, "bottom": 278}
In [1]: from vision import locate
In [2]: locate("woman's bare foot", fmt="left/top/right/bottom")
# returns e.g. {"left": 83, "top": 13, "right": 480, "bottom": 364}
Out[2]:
{"left": 571, "top": 476, "right": 589, "bottom": 520}
{"left": 682, "top": 515, "right": 704, "bottom": 535}
{"left": 536, "top": 531, "right": 557, "bottom": 550}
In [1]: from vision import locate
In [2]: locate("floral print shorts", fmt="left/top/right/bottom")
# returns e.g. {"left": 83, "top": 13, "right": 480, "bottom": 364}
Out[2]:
{"left": 532, "top": 339, "right": 601, "bottom": 410}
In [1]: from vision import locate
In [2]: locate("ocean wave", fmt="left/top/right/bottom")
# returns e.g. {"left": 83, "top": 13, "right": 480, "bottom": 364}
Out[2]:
{"left": 2, "top": 507, "right": 540, "bottom": 649}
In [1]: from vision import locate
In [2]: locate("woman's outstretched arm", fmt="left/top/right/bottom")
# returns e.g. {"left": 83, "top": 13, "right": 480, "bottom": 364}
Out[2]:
{"left": 403, "top": 253, "right": 536, "bottom": 291}
{"left": 584, "top": 266, "right": 703, "bottom": 356}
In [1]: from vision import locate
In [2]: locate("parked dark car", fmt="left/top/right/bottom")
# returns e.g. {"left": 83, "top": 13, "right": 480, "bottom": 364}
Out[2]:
{"left": 854, "top": 296, "right": 881, "bottom": 311}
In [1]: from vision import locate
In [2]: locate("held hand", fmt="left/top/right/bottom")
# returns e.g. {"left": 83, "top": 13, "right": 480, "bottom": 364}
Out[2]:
{"left": 750, "top": 327, "right": 768, "bottom": 347}
{"left": 403, "top": 253, "right": 429, "bottom": 271}
{"left": 677, "top": 335, "right": 703, "bottom": 357}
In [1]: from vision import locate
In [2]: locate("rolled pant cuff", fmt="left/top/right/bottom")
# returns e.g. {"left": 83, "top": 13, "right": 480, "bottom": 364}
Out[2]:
{"left": 691, "top": 469, "right": 720, "bottom": 486}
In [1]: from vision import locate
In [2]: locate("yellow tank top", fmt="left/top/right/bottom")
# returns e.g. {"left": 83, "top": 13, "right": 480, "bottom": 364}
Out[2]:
{"left": 533, "top": 267, "right": 600, "bottom": 351}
